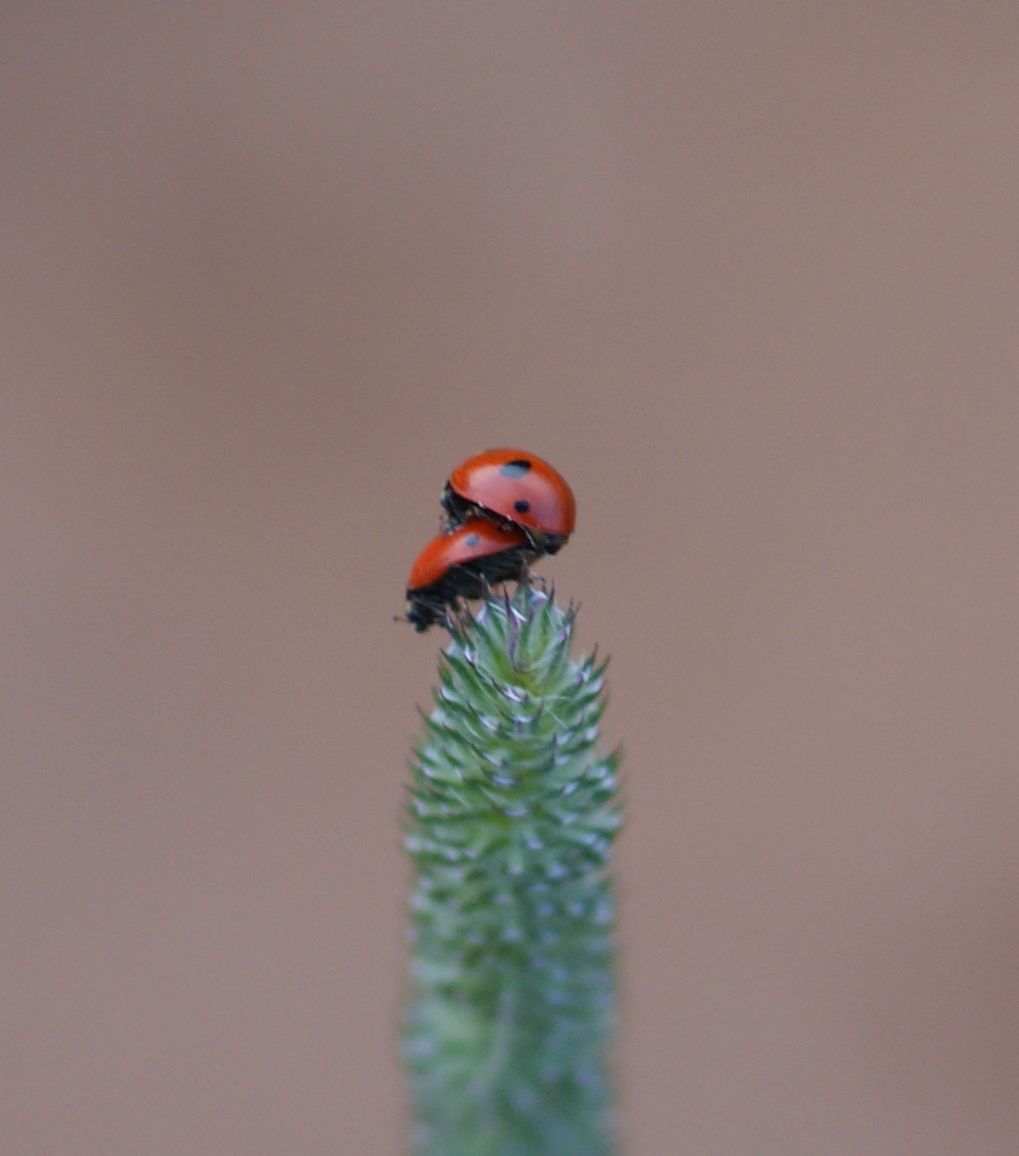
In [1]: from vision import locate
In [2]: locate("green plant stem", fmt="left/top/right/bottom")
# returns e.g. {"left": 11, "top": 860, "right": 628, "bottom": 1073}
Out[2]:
{"left": 403, "top": 583, "right": 620, "bottom": 1156}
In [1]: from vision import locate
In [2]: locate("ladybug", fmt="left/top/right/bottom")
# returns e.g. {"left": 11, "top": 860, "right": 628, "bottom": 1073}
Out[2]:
{"left": 405, "top": 518, "right": 530, "bottom": 632}
{"left": 441, "top": 448, "right": 575, "bottom": 555}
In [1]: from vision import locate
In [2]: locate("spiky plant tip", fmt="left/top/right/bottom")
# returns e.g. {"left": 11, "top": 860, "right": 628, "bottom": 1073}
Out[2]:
{"left": 403, "top": 582, "right": 620, "bottom": 1156}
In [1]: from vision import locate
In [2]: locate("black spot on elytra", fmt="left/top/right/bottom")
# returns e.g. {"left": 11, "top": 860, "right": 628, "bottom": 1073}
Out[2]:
{"left": 499, "top": 459, "right": 532, "bottom": 477}
{"left": 514, "top": 500, "right": 531, "bottom": 514}
{"left": 465, "top": 533, "right": 479, "bottom": 547}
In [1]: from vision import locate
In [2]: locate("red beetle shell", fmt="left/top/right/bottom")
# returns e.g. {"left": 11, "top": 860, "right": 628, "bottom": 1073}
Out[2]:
{"left": 443, "top": 448, "right": 575, "bottom": 551}
{"left": 406, "top": 518, "right": 529, "bottom": 631}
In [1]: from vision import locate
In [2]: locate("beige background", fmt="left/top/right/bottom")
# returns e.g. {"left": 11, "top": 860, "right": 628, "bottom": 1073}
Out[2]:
{"left": 4, "top": 5, "right": 1018, "bottom": 1154}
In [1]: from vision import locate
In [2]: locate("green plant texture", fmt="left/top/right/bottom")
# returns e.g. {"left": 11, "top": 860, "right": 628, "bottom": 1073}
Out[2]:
{"left": 403, "top": 583, "right": 620, "bottom": 1156}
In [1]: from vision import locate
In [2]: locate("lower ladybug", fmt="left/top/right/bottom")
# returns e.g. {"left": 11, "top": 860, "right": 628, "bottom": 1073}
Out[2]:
{"left": 405, "top": 518, "right": 530, "bottom": 632}
{"left": 441, "top": 448, "right": 575, "bottom": 555}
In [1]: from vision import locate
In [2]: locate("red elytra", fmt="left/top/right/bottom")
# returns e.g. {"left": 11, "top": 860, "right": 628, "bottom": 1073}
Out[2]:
{"left": 406, "top": 518, "right": 530, "bottom": 632}
{"left": 442, "top": 448, "right": 575, "bottom": 553}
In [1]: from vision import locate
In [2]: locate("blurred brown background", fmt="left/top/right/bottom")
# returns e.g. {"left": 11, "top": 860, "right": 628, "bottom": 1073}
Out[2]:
{"left": 3, "top": 5, "right": 1018, "bottom": 1154}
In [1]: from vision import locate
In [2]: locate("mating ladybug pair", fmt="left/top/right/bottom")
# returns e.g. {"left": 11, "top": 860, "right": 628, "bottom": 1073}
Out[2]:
{"left": 405, "top": 448, "right": 576, "bottom": 632}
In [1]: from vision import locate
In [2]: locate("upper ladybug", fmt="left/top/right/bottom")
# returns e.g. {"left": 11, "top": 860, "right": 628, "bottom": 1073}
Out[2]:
{"left": 441, "top": 448, "right": 576, "bottom": 555}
